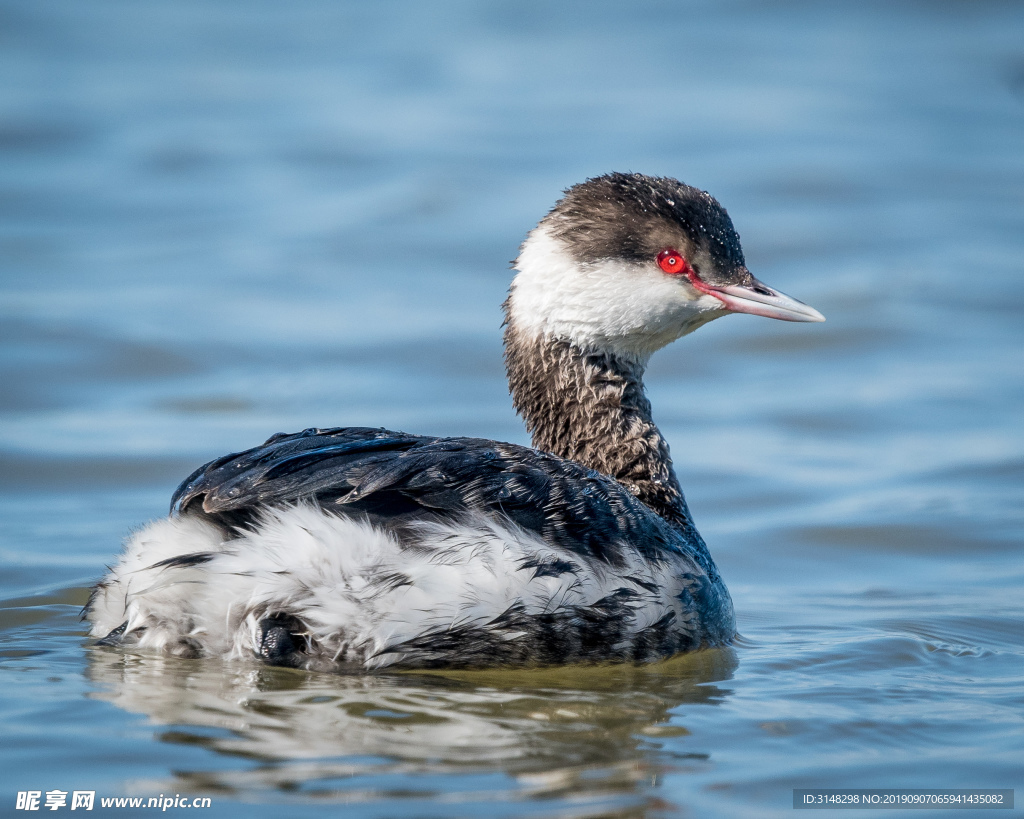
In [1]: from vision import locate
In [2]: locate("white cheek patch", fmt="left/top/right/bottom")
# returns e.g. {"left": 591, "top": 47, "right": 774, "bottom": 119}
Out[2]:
{"left": 509, "top": 225, "right": 726, "bottom": 359}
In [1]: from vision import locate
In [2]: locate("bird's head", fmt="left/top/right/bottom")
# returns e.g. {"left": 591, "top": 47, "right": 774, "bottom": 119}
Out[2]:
{"left": 507, "top": 172, "right": 824, "bottom": 362}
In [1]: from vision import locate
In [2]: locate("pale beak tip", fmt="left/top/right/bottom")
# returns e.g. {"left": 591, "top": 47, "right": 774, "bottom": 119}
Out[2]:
{"left": 709, "top": 281, "right": 827, "bottom": 324}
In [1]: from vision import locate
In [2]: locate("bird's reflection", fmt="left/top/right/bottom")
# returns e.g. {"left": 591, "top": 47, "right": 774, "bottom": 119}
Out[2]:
{"left": 85, "top": 646, "right": 737, "bottom": 811}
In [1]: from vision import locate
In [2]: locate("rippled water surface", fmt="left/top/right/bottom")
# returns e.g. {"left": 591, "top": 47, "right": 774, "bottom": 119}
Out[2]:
{"left": 2, "top": 1, "right": 1023, "bottom": 816}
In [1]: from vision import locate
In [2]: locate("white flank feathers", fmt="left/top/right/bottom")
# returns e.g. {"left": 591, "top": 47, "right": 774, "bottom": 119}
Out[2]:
{"left": 88, "top": 505, "right": 693, "bottom": 670}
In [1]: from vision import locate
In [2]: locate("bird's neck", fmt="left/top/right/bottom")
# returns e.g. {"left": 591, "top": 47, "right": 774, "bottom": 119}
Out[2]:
{"left": 503, "top": 320, "right": 691, "bottom": 527}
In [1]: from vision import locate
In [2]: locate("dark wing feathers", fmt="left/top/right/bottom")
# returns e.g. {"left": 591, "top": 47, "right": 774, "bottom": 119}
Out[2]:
{"left": 171, "top": 426, "right": 713, "bottom": 571}
{"left": 171, "top": 427, "right": 423, "bottom": 512}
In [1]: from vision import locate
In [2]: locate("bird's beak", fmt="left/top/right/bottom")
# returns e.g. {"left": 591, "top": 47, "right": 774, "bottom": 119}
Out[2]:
{"left": 704, "top": 276, "right": 825, "bottom": 323}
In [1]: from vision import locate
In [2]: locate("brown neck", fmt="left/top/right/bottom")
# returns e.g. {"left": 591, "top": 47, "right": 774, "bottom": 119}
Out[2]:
{"left": 503, "top": 319, "right": 690, "bottom": 527}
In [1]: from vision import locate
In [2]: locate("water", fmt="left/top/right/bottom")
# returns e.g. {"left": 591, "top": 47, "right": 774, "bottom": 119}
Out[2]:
{"left": 2, "top": 0, "right": 1022, "bottom": 816}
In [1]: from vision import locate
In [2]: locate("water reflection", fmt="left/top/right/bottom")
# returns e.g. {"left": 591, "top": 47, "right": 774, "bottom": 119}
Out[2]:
{"left": 85, "top": 645, "right": 736, "bottom": 807}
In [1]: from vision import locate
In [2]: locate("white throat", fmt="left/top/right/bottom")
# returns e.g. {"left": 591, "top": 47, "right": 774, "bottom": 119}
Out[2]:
{"left": 507, "top": 225, "right": 726, "bottom": 361}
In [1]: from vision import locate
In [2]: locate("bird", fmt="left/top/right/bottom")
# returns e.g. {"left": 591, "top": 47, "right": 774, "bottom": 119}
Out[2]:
{"left": 85, "top": 172, "right": 824, "bottom": 672}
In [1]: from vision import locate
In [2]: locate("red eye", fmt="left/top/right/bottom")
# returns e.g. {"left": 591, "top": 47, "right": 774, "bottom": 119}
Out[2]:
{"left": 657, "top": 248, "right": 687, "bottom": 275}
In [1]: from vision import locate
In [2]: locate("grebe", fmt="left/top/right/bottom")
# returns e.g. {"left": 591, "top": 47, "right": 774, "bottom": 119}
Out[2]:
{"left": 86, "top": 173, "right": 824, "bottom": 671}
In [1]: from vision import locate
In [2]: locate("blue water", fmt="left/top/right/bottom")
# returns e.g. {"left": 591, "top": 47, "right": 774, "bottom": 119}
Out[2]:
{"left": 2, "top": 1, "right": 1023, "bottom": 816}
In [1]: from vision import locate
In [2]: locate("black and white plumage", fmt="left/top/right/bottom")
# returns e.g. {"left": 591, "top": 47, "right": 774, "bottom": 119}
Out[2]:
{"left": 86, "top": 172, "right": 824, "bottom": 671}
